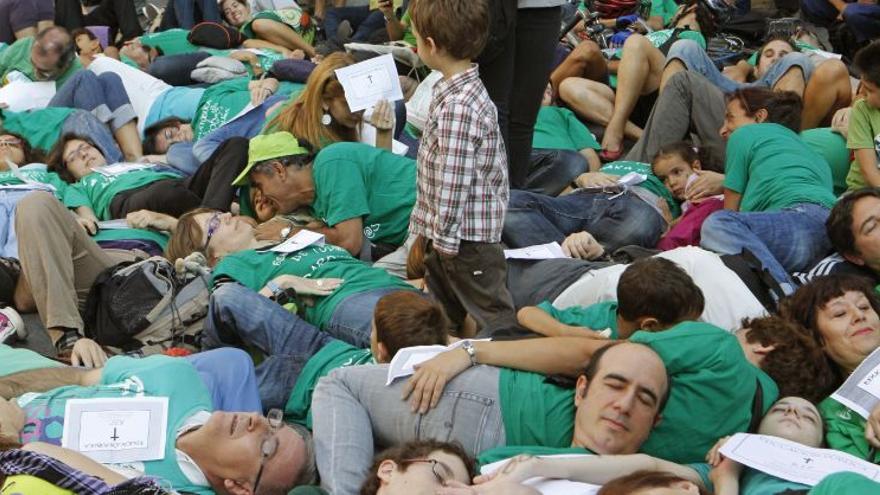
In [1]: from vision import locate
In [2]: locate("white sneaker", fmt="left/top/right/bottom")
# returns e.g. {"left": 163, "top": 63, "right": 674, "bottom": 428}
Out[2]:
{"left": 0, "top": 306, "right": 25, "bottom": 344}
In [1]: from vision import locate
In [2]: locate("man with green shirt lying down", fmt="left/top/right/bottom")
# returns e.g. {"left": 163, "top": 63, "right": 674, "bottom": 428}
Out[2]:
{"left": 309, "top": 257, "right": 780, "bottom": 493}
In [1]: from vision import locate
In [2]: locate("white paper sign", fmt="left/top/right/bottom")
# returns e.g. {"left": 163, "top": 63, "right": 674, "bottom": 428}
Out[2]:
{"left": 832, "top": 345, "right": 880, "bottom": 418}
{"left": 97, "top": 219, "right": 131, "bottom": 230}
{"left": 385, "top": 340, "right": 489, "bottom": 385}
{"left": 271, "top": 229, "right": 325, "bottom": 254}
{"left": 62, "top": 397, "right": 168, "bottom": 464}
{"left": 719, "top": 433, "right": 880, "bottom": 486}
{"left": 480, "top": 455, "right": 600, "bottom": 495}
{"left": 504, "top": 242, "right": 568, "bottom": 260}
{"left": 335, "top": 54, "right": 403, "bottom": 112}
{"left": 92, "top": 162, "right": 155, "bottom": 177}
{"left": 0, "top": 80, "right": 56, "bottom": 112}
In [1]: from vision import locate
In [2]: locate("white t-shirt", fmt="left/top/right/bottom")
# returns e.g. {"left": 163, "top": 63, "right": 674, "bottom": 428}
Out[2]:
{"left": 552, "top": 246, "right": 768, "bottom": 331}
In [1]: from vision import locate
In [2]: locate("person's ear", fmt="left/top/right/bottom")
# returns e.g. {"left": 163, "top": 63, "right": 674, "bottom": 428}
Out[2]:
{"left": 223, "top": 478, "right": 252, "bottom": 495}
{"left": 273, "top": 161, "right": 287, "bottom": 180}
{"left": 653, "top": 412, "right": 663, "bottom": 427}
{"left": 574, "top": 375, "right": 589, "bottom": 407}
{"left": 842, "top": 251, "right": 866, "bottom": 267}
{"left": 377, "top": 459, "right": 397, "bottom": 484}
{"left": 752, "top": 342, "right": 777, "bottom": 356}
{"left": 376, "top": 341, "right": 390, "bottom": 364}
{"left": 691, "top": 159, "right": 702, "bottom": 171}
{"left": 425, "top": 36, "right": 438, "bottom": 54}
{"left": 754, "top": 108, "right": 769, "bottom": 123}
{"left": 638, "top": 317, "right": 661, "bottom": 332}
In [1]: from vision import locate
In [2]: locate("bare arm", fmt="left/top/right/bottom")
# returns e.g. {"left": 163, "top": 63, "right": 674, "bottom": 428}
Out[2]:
{"left": 722, "top": 188, "right": 742, "bottom": 211}
{"left": 22, "top": 442, "right": 128, "bottom": 485}
{"left": 308, "top": 218, "right": 364, "bottom": 255}
{"left": 517, "top": 306, "right": 606, "bottom": 339}
{"left": 0, "top": 367, "right": 101, "bottom": 399}
{"left": 855, "top": 148, "right": 880, "bottom": 187}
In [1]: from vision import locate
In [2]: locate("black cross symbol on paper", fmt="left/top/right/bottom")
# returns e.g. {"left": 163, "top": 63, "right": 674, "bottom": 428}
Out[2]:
{"left": 110, "top": 428, "right": 119, "bottom": 441}
{"left": 367, "top": 74, "right": 374, "bottom": 84}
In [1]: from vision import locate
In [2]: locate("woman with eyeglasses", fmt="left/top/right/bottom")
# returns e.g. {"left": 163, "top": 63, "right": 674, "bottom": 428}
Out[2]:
{"left": 47, "top": 133, "right": 247, "bottom": 235}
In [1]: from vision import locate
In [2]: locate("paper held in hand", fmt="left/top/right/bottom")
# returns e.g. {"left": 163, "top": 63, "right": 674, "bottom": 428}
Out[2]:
{"left": 504, "top": 242, "right": 568, "bottom": 260}
{"left": 719, "top": 433, "right": 880, "bottom": 486}
{"left": 270, "top": 229, "right": 325, "bottom": 254}
{"left": 831, "top": 344, "right": 880, "bottom": 418}
{"left": 62, "top": 397, "right": 169, "bottom": 464}
{"left": 480, "top": 455, "right": 600, "bottom": 495}
{"left": 334, "top": 53, "right": 403, "bottom": 112}
{"left": 0, "top": 80, "right": 55, "bottom": 112}
{"left": 385, "top": 339, "right": 489, "bottom": 386}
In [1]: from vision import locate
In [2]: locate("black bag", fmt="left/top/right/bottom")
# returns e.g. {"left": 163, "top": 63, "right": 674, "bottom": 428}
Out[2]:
{"left": 188, "top": 21, "right": 246, "bottom": 49}
{"left": 83, "top": 257, "right": 210, "bottom": 354}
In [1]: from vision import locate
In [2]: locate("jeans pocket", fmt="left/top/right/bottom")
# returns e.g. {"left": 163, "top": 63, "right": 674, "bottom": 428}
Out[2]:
{"left": 416, "top": 390, "right": 501, "bottom": 454}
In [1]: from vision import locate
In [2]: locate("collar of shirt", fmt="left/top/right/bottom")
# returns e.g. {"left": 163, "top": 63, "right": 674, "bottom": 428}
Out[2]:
{"left": 432, "top": 64, "right": 480, "bottom": 103}
{"left": 176, "top": 410, "right": 212, "bottom": 487}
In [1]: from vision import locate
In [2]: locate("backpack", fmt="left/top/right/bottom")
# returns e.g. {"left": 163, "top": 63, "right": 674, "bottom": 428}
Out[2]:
{"left": 187, "top": 21, "right": 246, "bottom": 49}
{"left": 83, "top": 256, "right": 210, "bottom": 355}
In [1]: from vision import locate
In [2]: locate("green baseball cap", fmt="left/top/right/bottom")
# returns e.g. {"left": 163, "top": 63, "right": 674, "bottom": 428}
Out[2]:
{"left": 232, "top": 131, "right": 310, "bottom": 186}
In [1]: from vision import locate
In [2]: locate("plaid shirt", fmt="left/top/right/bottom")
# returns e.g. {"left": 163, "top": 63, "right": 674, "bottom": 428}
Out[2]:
{"left": 408, "top": 65, "right": 509, "bottom": 255}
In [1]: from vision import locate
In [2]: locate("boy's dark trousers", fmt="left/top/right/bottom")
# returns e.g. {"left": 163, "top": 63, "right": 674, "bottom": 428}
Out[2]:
{"left": 424, "top": 240, "right": 519, "bottom": 338}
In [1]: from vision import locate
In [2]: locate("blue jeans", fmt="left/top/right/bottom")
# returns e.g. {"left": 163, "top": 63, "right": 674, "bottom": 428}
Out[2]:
{"left": 149, "top": 52, "right": 212, "bottom": 87}
{"left": 204, "top": 283, "right": 335, "bottom": 410}
{"left": 159, "top": 0, "right": 221, "bottom": 30}
{"left": 0, "top": 189, "right": 31, "bottom": 259}
{"left": 324, "top": 287, "right": 400, "bottom": 348}
{"left": 700, "top": 203, "right": 831, "bottom": 290}
{"left": 524, "top": 148, "right": 589, "bottom": 196}
{"left": 503, "top": 189, "right": 665, "bottom": 252}
{"left": 61, "top": 110, "right": 123, "bottom": 164}
{"left": 323, "top": 5, "right": 386, "bottom": 42}
{"left": 665, "top": 39, "right": 815, "bottom": 94}
{"left": 802, "top": 0, "right": 880, "bottom": 42}
{"left": 312, "top": 364, "right": 505, "bottom": 495}
{"left": 187, "top": 347, "right": 262, "bottom": 413}
{"left": 49, "top": 71, "right": 136, "bottom": 132}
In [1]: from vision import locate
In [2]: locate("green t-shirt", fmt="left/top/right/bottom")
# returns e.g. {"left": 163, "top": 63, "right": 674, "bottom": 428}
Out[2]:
{"left": 692, "top": 463, "right": 809, "bottom": 495}
{"left": 1, "top": 107, "right": 74, "bottom": 152}
{"left": 629, "top": 321, "right": 779, "bottom": 463}
{"left": 241, "top": 9, "right": 316, "bottom": 45}
{"left": 724, "top": 123, "right": 836, "bottom": 212}
{"left": 498, "top": 369, "right": 576, "bottom": 448}
{"left": 845, "top": 99, "right": 880, "bottom": 191}
{"left": 612, "top": 29, "right": 705, "bottom": 61}
{"left": 601, "top": 160, "right": 681, "bottom": 218}
{"left": 140, "top": 29, "right": 200, "bottom": 55}
{"left": 0, "top": 37, "right": 81, "bottom": 88}
{"left": 0, "top": 344, "right": 62, "bottom": 376}
{"left": 0, "top": 167, "right": 68, "bottom": 200}
{"left": 400, "top": 9, "right": 417, "bottom": 46}
{"left": 810, "top": 472, "right": 880, "bottom": 494}
{"left": 533, "top": 106, "right": 600, "bottom": 152}
{"left": 193, "top": 78, "right": 303, "bottom": 140}
{"left": 284, "top": 340, "right": 373, "bottom": 428}
{"left": 536, "top": 300, "right": 619, "bottom": 339}
{"left": 801, "top": 127, "right": 850, "bottom": 196}
{"left": 18, "top": 356, "right": 213, "bottom": 494}
{"left": 819, "top": 396, "right": 880, "bottom": 463}
{"left": 650, "top": 0, "right": 680, "bottom": 25}
{"left": 63, "top": 167, "right": 182, "bottom": 220}
{"left": 477, "top": 446, "right": 592, "bottom": 469}
{"left": 211, "top": 244, "right": 415, "bottom": 329}
{"left": 311, "top": 142, "right": 416, "bottom": 247}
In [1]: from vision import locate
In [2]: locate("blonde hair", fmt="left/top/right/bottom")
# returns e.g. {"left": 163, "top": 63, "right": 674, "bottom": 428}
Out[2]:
{"left": 266, "top": 52, "right": 358, "bottom": 149}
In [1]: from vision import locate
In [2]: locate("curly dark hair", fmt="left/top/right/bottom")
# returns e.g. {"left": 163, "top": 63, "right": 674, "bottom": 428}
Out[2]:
{"left": 742, "top": 315, "right": 838, "bottom": 402}
{"left": 359, "top": 440, "right": 476, "bottom": 495}
{"left": 46, "top": 133, "right": 103, "bottom": 183}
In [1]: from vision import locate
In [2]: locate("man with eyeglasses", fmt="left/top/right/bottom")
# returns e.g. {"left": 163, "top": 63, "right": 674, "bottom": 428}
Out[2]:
{"left": 0, "top": 350, "right": 314, "bottom": 494}
{"left": 0, "top": 26, "right": 81, "bottom": 88}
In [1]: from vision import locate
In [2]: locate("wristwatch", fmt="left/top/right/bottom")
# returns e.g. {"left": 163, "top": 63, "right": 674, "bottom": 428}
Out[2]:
{"left": 266, "top": 280, "right": 284, "bottom": 299}
{"left": 461, "top": 340, "right": 478, "bottom": 367}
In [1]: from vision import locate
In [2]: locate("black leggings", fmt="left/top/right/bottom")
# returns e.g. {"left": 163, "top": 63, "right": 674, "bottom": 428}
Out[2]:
{"left": 478, "top": 6, "right": 562, "bottom": 190}
{"left": 109, "top": 137, "right": 248, "bottom": 218}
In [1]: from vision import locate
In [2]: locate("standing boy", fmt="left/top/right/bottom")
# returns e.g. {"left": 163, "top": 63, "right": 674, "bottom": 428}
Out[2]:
{"left": 407, "top": 0, "right": 518, "bottom": 336}
{"left": 846, "top": 40, "right": 880, "bottom": 189}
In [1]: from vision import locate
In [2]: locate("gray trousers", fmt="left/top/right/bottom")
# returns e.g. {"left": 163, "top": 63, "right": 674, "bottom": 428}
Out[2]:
{"left": 312, "top": 364, "right": 506, "bottom": 495}
{"left": 624, "top": 71, "right": 727, "bottom": 172}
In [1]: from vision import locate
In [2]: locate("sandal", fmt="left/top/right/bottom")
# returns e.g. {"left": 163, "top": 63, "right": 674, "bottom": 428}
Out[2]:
{"left": 599, "top": 148, "right": 624, "bottom": 162}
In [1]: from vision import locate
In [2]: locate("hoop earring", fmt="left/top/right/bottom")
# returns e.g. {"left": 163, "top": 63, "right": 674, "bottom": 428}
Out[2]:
{"left": 321, "top": 113, "right": 332, "bottom": 125}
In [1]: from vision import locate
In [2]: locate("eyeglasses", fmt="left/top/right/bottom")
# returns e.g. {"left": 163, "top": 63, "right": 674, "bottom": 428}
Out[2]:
{"left": 63, "top": 142, "right": 92, "bottom": 166}
{"left": 202, "top": 212, "right": 222, "bottom": 254}
{"left": 252, "top": 408, "right": 283, "bottom": 495}
{"left": 0, "top": 137, "right": 22, "bottom": 148}
{"left": 400, "top": 458, "right": 454, "bottom": 486}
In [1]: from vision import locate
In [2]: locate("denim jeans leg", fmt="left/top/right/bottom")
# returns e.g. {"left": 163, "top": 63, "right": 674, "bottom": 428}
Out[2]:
{"left": 665, "top": 39, "right": 742, "bottom": 93}
{"left": 312, "top": 364, "right": 505, "bottom": 495}
{"left": 843, "top": 4, "right": 880, "bottom": 43}
{"left": 700, "top": 204, "right": 831, "bottom": 289}
{"left": 187, "top": 348, "right": 263, "bottom": 413}
{"left": 324, "top": 6, "right": 369, "bottom": 40}
{"left": 523, "top": 149, "right": 588, "bottom": 196}
{"left": 502, "top": 190, "right": 601, "bottom": 247}
{"left": 205, "top": 283, "right": 335, "bottom": 410}
{"left": 801, "top": 0, "right": 840, "bottom": 26}
{"left": 95, "top": 72, "right": 137, "bottom": 131}
{"left": 324, "top": 287, "right": 400, "bottom": 348}
{"left": 756, "top": 52, "right": 814, "bottom": 89}
{"left": 61, "top": 110, "right": 123, "bottom": 164}
{"left": 49, "top": 70, "right": 104, "bottom": 110}
{"left": 586, "top": 192, "right": 665, "bottom": 251}
{"left": 0, "top": 189, "right": 30, "bottom": 259}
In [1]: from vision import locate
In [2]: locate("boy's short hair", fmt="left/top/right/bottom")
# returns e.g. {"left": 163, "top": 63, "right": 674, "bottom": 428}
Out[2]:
{"left": 359, "top": 440, "right": 476, "bottom": 495}
{"left": 741, "top": 316, "right": 837, "bottom": 403}
{"left": 616, "top": 257, "right": 705, "bottom": 325}
{"left": 409, "top": 0, "right": 489, "bottom": 61}
{"left": 374, "top": 291, "right": 449, "bottom": 357}
{"left": 826, "top": 188, "right": 880, "bottom": 257}
{"left": 854, "top": 40, "right": 880, "bottom": 87}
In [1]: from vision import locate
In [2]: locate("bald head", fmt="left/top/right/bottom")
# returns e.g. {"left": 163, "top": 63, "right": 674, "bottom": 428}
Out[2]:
{"left": 31, "top": 26, "right": 75, "bottom": 80}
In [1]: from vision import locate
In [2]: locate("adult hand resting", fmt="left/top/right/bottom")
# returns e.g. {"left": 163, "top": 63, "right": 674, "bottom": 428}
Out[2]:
{"left": 684, "top": 170, "right": 724, "bottom": 203}
{"left": 71, "top": 338, "right": 108, "bottom": 368}
{"left": 402, "top": 347, "right": 473, "bottom": 413}
{"left": 561, "top": 231, "right": 605, "bottom": 260}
